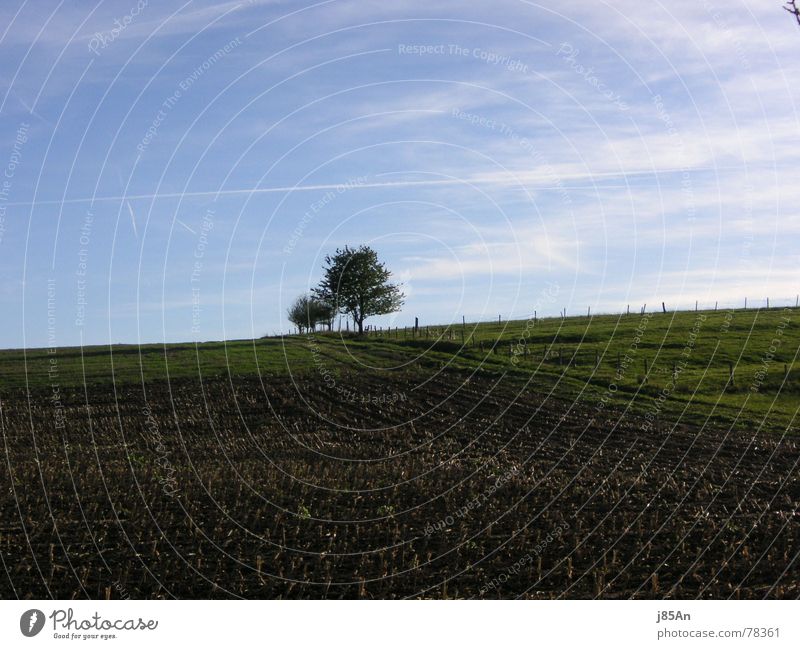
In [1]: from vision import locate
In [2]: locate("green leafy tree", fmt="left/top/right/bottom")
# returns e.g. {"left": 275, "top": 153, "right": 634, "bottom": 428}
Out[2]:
{"left": 314, "top": 245, "right": 404, "bottom": 334}
{"left": 287, "top": 294, "right": 313, "bottom": 333}
{"left": 288, "top": 294, "right": 336, "bottom": 333}
{"left": 309, "top": 297, "right": 335, "bottom": 331}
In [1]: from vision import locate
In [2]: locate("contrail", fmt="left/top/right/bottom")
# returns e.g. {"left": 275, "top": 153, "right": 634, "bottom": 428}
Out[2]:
{"left": 127, "top": 201, "right": 138, "bottom": 238}
{"left": 10, "top": 90, "right": 54, "bottom": 128}
{"left": 3, "top": 165, "right": 731, "bottom": 208}
{"left": 3, "top": 178, "right": 452, "bottom": 206}
{"left": 176, "top": 218, "right": 196, "bottom": 235}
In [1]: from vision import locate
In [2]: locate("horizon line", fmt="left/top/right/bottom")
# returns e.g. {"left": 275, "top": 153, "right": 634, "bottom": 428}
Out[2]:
{"left": 6, "top": 300, "right": 797, "bottom": 353}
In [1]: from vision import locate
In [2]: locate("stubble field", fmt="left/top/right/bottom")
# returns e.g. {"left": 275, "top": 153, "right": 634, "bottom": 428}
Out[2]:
{"left": 1, "top": 308, "right": 799, "bottom": 598}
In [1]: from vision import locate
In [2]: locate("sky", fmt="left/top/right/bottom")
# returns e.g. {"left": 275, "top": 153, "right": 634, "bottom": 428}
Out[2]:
{"left": 0, "top": 0, "right": 798, "bottom": 348}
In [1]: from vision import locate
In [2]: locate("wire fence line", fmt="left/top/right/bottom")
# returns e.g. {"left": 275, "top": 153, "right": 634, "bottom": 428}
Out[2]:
{"left": 339, "top": 295, "right": 800, "bottom": 338}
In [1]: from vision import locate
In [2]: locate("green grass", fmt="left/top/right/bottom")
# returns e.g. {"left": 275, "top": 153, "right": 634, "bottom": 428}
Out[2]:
{"left": 2, "top": 306, "right": 798, "bottom": 433}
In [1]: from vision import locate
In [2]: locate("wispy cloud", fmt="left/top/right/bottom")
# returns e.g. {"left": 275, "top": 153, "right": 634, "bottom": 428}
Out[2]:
{"left": 1, "top": 0, "right": 798, "bottom": 346}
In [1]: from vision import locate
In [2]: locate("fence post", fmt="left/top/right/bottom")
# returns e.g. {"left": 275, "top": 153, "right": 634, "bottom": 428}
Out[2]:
{"left": 662, "top": 301, "right": 666, "bottom": 314}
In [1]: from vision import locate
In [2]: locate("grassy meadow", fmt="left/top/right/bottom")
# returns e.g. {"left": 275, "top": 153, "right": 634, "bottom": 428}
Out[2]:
{"left": 2, "top": 305, "right": 798, "bottom": 434}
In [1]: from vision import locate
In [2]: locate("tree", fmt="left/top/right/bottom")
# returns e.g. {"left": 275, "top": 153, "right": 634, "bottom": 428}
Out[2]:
{"left": 788, "top": 1, "right": 800, "bottom": 25}
{"left": 287, "top": 294, "right": 337, "bottom": 333}
{"left": 309, "top": 297, "right": 335, "bottom": 331}
{"left": 287, "top": 294, "right": 313, "bottom": 333}
{"left": 314, "top": 245, "right": 404, "bottom": 334}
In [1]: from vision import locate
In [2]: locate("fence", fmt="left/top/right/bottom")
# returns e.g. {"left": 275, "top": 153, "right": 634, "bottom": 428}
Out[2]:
{"left": 348, "top": 295, "right": 799, "bottom": 340}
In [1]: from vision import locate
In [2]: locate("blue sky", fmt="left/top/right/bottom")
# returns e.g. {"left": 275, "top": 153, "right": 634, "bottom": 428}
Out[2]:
{"left": 1, "top": 0, "right": 798, "bottom": 348}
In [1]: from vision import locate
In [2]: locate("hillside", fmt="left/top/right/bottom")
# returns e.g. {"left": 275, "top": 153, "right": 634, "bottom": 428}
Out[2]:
{"left": 4, "top": 306, "right": 798, "bottom": 434}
